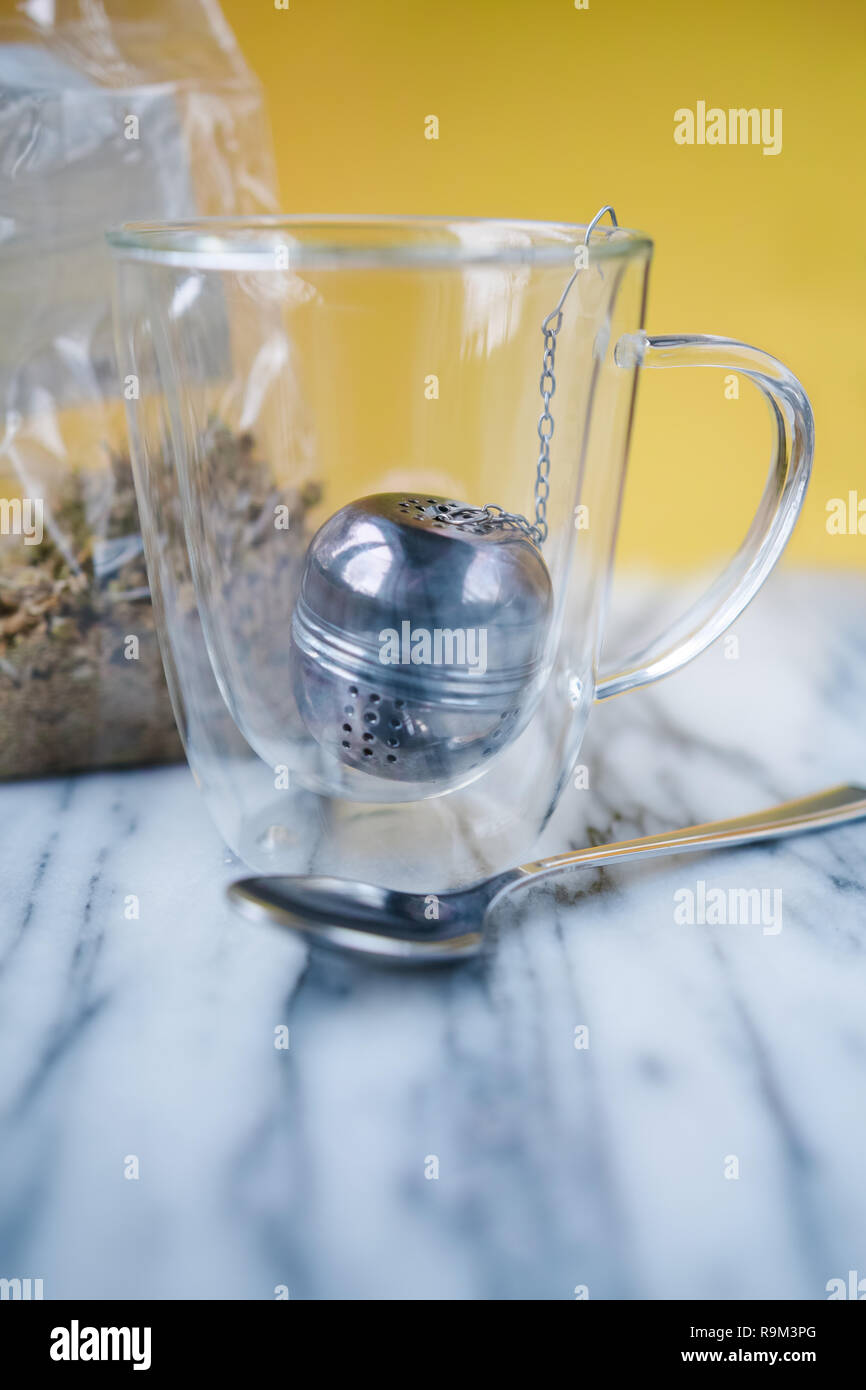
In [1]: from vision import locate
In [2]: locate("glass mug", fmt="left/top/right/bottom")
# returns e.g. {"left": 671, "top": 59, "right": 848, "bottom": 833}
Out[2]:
{"left": 108, "top": 215, "right": 813, "bottom": 887}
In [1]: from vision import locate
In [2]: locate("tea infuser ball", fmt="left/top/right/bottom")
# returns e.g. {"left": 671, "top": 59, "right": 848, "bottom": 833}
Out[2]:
{"left": 290, "top": 493, "right": 553, "bottom": 784}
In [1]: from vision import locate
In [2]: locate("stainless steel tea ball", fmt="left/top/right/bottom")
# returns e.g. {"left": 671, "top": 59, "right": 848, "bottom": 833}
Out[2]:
{"left": 290, "top": 493, "right": 553, "bottom": 784}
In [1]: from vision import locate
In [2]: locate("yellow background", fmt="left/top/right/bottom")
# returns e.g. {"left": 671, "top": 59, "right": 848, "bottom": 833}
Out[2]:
{"left": 220, "top": 0, "right": 865, "bottom": 571}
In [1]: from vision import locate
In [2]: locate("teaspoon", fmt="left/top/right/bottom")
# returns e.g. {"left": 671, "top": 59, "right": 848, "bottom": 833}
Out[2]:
{"left": 227, "top": 784, "right": 866, "bottom": 963}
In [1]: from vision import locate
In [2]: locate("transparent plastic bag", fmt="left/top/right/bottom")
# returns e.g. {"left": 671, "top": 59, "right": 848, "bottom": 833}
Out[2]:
{"left": 0, "top": 0, "right": 278, "bottom": 777}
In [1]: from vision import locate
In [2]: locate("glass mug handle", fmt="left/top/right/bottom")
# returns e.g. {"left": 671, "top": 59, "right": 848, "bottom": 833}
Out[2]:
{"left": 596, "top": 332, "right": 814, "bottom": 700}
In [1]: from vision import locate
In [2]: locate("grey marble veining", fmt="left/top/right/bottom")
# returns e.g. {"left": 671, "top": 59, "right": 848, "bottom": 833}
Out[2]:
{"left": 0, "top": 568, "right": 864, "bottom": 1300}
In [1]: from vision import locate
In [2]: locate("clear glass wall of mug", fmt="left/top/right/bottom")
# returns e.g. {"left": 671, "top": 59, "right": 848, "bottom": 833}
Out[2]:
{"left": 109, "top": 216, "right": 812, "bottom": 887}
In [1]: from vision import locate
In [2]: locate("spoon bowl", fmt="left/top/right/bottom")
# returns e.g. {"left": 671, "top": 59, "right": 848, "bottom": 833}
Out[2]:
{"left": 228, "top": 870, "right": 512, "bottom": 961}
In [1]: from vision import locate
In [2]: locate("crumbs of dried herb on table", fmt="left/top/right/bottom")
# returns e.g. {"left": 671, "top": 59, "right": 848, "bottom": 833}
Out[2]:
{"left": 0, "top": 427, "right": 321, "bottom": 779}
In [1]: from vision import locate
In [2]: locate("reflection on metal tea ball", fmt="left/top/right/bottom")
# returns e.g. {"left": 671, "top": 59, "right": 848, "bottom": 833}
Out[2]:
{"left": 291, "top": 494, "right": 553, "bottom": 784}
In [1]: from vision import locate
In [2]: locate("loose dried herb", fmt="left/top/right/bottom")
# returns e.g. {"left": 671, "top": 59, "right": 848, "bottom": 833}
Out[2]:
{"left": 0, "top": 429, "right": 320, "bottom": 779}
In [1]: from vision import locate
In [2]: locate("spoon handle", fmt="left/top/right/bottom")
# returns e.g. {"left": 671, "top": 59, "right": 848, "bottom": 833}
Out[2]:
{"left": 519, "top": 784, "right": 866, "bottom": 884}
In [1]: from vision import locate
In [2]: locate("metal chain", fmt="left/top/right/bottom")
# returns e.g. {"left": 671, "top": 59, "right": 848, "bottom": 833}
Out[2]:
{"left": 444, "top": 502, "right": 542, "bottom": 542}
{"left": 445, "top": 204, "right": 618, "bottom": 549}
{"left": 532, "top": 203, "right": 618, "bottom": 543}
{"left": 533, "top": 317, "right": 559, "bottom": 543}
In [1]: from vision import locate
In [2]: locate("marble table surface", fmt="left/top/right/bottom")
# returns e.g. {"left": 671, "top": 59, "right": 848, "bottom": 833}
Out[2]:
{"left": 1, "top": 568, "right": 864, "bottom": 1301}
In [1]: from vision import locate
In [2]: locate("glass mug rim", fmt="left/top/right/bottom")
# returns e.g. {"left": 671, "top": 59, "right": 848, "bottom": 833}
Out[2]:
{"left": 106, "top": 213, "right": 654, "bottom": 270}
